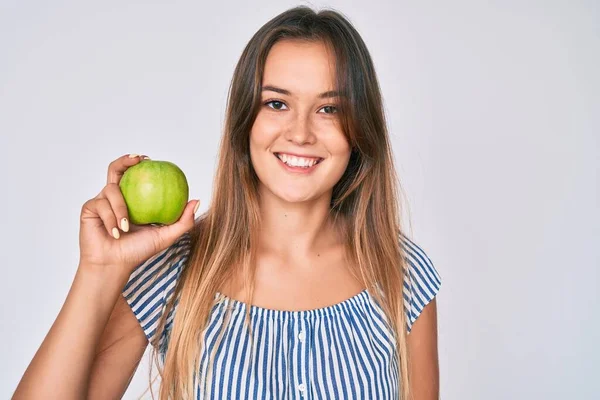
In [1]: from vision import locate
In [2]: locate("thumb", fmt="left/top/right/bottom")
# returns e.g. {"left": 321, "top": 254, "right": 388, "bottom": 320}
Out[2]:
{"left": 154, "top": 200, "right": 199, "bottom": 248}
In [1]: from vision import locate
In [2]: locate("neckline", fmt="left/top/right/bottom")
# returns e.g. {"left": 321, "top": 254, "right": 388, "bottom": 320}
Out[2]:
{"left": 213, "top": 288, "right": 372, "bottom": 319}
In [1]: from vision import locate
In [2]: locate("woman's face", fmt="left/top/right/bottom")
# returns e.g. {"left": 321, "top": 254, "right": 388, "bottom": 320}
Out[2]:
{"left": 249, "top": 39, "right": 351, "bottom": 204}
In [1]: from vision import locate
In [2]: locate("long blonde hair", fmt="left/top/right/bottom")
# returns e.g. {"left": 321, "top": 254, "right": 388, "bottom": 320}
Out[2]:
{"left": 148, "top": 5, "right": 413, "bottom": 399}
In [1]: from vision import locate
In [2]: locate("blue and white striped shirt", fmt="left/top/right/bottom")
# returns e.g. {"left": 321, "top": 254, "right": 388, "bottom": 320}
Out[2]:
{"left": 122, "top": 234, "right": 441, "bottom": 399}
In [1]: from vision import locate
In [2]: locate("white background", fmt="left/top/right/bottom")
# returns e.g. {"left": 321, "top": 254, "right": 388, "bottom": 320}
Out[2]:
{"left": 1, "top": 1, "right": 598, "bottom": 399}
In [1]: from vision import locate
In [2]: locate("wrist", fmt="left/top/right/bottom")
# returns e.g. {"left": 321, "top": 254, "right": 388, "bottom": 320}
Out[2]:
{"left": 75, "top": 261, "right": 130, "bottom": 296}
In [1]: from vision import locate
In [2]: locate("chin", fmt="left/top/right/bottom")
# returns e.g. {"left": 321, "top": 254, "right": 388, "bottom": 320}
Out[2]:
{"left": 275, "top": 191, "right": 315, "bottom": 204}
{"left": 267, "top": 185, "right": 320, "bottom": 204}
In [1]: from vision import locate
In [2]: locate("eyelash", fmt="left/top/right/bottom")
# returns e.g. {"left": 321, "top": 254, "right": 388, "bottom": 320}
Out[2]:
{"left": 263, "top": 100, "right": 338, "bottom": 115}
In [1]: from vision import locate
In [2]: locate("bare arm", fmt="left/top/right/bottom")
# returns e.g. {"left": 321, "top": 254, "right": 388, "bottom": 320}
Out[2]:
{"left": 87, "top": 295, "right": 149, "bottom": 399}
{"left": 408, "top": 299, "right": 440, "bottom": 400}
{"left": 12, "top": 266, "right": 146, "bottom": 399}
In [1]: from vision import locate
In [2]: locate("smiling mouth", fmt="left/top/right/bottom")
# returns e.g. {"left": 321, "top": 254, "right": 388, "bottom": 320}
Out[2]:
{"left": 274, "top": 153, "right": 324, "bottom": 169}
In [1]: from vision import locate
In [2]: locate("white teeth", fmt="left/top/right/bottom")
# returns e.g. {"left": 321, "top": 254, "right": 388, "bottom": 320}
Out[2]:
{"left": 277, "top": 153, "right": 320, "bottom": 168}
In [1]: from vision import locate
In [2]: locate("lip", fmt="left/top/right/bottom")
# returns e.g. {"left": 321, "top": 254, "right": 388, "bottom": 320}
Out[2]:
{"left": 273, "top": 153, "right": 323, "bottom": 174}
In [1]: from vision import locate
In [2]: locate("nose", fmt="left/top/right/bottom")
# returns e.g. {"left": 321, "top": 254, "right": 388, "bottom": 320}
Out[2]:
{"left": 283, "top": 114, "right": 316, "bottom": 145}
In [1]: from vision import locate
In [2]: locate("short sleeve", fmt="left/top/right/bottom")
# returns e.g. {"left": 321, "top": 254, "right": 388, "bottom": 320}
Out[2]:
{"left": 401, "top": 235, "right": 442, "bottom": 333}
{"left": 122, "top": 233, "right": 192, "bottom": 350}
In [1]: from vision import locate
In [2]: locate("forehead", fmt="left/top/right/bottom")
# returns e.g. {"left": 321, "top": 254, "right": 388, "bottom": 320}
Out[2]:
{"left": 262, "top": 40, "right": 337, "bottom": 96}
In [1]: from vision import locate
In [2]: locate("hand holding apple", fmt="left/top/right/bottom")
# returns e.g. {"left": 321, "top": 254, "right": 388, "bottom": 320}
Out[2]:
{"left": 78, "top": 154, "right": 199, "bottom": 275}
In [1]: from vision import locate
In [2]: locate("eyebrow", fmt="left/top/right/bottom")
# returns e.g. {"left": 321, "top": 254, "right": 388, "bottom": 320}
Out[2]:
{"left": 261, "top": 85, "right": 343, "bottom": 99}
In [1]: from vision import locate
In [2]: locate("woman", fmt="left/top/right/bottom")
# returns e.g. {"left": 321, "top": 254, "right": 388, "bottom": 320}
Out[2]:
{"left": 14, "top": 5, "right": 441, "bottom": 400}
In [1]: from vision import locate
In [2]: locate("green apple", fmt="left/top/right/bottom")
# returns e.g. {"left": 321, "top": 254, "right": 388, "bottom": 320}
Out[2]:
{"left": 119, "top": 160, "right": 189, "bottom": 225}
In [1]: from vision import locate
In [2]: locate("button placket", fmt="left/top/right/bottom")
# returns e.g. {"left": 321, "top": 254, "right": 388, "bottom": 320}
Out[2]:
{"left": 297, "top": 317, "right": 309, "bottom": 398}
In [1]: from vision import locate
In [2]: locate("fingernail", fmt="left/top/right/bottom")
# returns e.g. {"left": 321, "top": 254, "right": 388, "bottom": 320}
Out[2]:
{"left": 193, "top": 200, "right": 200, "bottom": 214}
{"left": 112, "top": 227, "right": 120, "bottom": 239}
{"left": 121, "top": 218, "right": 129, "bottom": 232}
{"left": 128, "top": 153, "right": 139, "bottom": 158}
{"left": 141, "top": 155, "right": 150, "bottom": 160}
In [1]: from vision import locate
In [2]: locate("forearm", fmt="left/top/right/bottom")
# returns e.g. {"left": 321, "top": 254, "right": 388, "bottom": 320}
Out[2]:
{"left": 13, "top": 264, "right": 128, "bottom": 399}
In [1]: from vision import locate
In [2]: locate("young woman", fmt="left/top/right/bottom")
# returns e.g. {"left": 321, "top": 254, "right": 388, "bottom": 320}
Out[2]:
{"left": 14, "top": 6, "right": 441, "bottom": 400}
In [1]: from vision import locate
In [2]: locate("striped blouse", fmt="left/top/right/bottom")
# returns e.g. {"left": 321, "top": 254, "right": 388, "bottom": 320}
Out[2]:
{"left": 122, "top": 233, "right": 441, "bottom": 399}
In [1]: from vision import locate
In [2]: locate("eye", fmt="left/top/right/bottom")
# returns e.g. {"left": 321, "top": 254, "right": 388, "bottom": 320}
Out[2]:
{"left": 264, "top": 100, "right": 288, "bottom": 111}
{"left": 319, "top": 105, "right": 338, "bottom": 114}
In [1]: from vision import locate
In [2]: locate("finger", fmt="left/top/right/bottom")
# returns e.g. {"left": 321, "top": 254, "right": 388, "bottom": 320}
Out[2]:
{"left": 106, "top": 153, "right": 149, "bottom": 185}
{"left": 88, "top": 198, "right": 121, "bottom": 239}
{"left": 103, "top": 183, "right": 130, "bottom": 233}
{"left": 153, "top": 200, "right": 199, "bottom": 251}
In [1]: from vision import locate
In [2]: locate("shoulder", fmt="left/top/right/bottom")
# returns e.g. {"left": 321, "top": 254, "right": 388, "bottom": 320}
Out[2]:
{"left": 123, "top": 233, "right": 192, "bottom": 294}
{"left": 122, "top": 232, "right": 193, "bottom": 345}
{"left": 400, "top": 233, "right": 442, "bottom": 332}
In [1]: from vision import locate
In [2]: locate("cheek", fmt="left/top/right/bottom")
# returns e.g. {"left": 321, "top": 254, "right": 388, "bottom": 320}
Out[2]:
{"left": 250, "top": 113, "right": 280, "bottom": 146}
{"left": 328, "top": 134, "right": 352, "bottom": 159}
{"left": 249, "top": 120, "right": 276, "bottom": 173}
{"left": 333, "top": 136, "right": 352, "bottom": 173}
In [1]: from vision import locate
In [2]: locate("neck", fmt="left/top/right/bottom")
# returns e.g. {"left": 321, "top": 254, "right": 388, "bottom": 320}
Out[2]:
{"left": 257, "top": 186, "right": 342, "bottom": 257}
